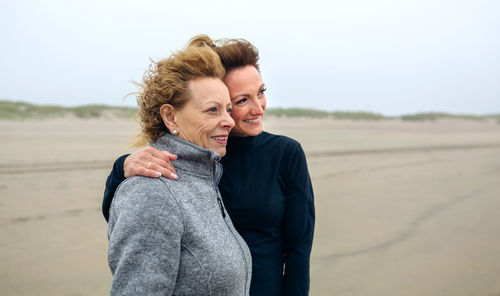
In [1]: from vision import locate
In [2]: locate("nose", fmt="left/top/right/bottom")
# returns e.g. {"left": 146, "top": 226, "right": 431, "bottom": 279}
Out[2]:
{"left": 251, "top": 98, "right": 265, "bottom": 115}
{"left": 221, "top": 110, "right": 235, "bottom": 130}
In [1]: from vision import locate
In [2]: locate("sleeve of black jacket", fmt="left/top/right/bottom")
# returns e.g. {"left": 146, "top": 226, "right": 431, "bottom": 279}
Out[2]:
{"left": 282, "top": 142, "right": 315, "bottom": 295}
{"left": 102, "top": 154, "right": 130, "bottom": 222}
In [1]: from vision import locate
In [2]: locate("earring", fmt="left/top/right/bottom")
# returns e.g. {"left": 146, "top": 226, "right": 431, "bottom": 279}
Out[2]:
{"left": 172, "top": 129, "right": 178, "bottom": 135}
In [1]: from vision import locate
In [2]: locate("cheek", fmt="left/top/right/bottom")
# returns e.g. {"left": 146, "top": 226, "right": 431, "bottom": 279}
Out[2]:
{"left": 180, "top": 116, "right": 211, "bottom": 145}
{"left": 230, "top": 107, "right": 246, "bottom": 123}
{"left": 192, "top": 118, "right": 212, "bottom": 138}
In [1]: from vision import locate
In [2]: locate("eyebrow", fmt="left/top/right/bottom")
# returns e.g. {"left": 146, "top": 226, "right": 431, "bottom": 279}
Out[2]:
{"left": 202, "top": 101, "right": 232, "bottom": 108}
{"left": 203, "top": 100, "right": 222, "bottom": 106}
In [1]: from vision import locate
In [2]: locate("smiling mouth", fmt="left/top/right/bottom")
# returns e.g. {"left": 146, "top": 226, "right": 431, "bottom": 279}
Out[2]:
{"left": 211, "top": 135, "right": 229, "bottom": 144}
{"left": 243, "top": 117, "right": 261, "bottom": 124}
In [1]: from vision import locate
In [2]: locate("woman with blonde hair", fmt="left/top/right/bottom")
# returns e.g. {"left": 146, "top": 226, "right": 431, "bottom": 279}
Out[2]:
{"left": 107, "top": 38, "right": 251, "bottom": 295}
{"left": 104, "top": 35, "right": 314, "bottom": 296}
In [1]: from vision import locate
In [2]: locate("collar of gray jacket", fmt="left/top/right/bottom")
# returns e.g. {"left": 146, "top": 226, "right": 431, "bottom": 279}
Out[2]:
{"left": 150, "top": 134, "right": 222, "bottom": 178}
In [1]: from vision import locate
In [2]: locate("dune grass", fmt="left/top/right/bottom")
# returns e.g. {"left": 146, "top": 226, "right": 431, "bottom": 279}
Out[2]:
{"left": 0, "top": 101, "right": 138, "bottom": 119}
{"left": 0, "top": 100, "right": 498, "bottom": 122}
{"left": 265, "top": 108, "right": 387, "bottom": 120}
{"left": 265, "top": 107, "right": 331, "bottom": 118}
{"left": 0, "top": 101, "right": 66, "bottom": 119}
{"left": 400, "top": 112, "right": 491, "bottom": 121}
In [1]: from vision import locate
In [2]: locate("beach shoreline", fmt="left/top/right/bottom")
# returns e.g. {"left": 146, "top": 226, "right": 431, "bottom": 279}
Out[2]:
{"left": 1, "top": 116, "right": 500, "bottom": 295}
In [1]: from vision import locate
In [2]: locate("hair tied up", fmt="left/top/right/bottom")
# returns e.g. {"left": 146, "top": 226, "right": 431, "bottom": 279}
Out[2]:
{"left": 188, "top": 34, "right": 217, "bottom": 48}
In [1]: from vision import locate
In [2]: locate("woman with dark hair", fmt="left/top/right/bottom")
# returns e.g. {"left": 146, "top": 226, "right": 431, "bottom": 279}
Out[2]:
{"left": 103, "top": 35, "right": 315, "bottom": 296}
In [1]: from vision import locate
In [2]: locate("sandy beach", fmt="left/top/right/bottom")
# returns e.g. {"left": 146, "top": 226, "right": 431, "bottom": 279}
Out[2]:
{"left": 1, "top": 116, "right": 500, "bottom": 295}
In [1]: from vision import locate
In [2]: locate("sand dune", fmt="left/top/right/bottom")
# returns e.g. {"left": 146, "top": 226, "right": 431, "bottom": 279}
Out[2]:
{"left": 1, "top": 117, "right": 500, "bottom": 295}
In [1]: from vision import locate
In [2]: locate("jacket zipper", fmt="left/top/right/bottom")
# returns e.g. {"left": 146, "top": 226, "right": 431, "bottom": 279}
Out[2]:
{"left": 217, "top": 196, "right": 226, "bottom": 218}
{"left": 213, "top": 163, "right": 250, "bottom": 292}
{"left": 213, "top": 163, "right": 226, "bottom": 218}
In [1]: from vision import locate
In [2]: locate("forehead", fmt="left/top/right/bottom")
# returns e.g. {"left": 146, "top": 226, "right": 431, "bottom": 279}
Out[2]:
{"left": 187, "top": 77, "right": 230, "bottom": 104}
{"left": 223, "top": 66, "right": 262, "bottom": 93}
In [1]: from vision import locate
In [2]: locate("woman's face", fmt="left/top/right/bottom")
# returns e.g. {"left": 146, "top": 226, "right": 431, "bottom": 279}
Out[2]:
{"left": 223, "top": 65, "right": 267, "bottom": 137}
{"left": 174, "top": 77, "right": 234, "bottom": 156}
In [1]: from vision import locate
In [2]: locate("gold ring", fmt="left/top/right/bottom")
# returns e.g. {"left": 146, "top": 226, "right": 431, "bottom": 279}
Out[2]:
{"left": 147, "top": 161, "right": 152, "bottom": 169}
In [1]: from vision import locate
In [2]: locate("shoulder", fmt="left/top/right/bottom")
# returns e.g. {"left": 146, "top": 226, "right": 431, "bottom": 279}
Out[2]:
{"left": 108, "top": 177, "right": 186, "bottom": 260}
{"left": 260, "top": 131, "right": 302, "bottom": 151}
{"left": 111, "top": 176, "right": 183, "bottom": 222}
{"left": 260, "top": 131, "right": 308, "bottom": 173}
{"left": 262, "top": 132, "right": 305, "bottom": 161}
{"left": 115, "top": 176, "right": 171, "bottom": 202}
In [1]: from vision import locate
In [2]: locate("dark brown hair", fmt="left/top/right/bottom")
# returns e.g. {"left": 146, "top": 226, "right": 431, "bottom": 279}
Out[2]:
{"left": 189, "top": 35, "right": 260, "bottom": 73}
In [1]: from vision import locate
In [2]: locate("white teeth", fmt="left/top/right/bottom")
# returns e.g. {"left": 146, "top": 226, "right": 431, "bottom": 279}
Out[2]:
{"left": 244, "top": 118, "right": 260, "bottom": 123}
{"left": 212, "top": 137, "right": 227, "bottom": 141}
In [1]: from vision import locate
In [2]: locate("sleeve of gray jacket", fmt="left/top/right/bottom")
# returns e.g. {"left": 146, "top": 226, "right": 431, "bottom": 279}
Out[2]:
{"left": 107, "top": 177, "right": 184, "bottom": 296}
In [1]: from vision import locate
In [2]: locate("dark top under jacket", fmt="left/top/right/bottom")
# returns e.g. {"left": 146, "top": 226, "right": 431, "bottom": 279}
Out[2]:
{"left": 102, "top": 131, "right": 315, "bottom": 296}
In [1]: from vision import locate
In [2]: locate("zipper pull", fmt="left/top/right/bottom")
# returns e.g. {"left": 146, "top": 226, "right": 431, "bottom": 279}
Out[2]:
{"left": 217, "top": 197, "right": 226, "bottom": 218}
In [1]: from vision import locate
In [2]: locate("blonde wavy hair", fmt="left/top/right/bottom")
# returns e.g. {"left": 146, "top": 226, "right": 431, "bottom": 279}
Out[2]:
{"left": 134, "top": 36, "right": 226, "bottom": 146}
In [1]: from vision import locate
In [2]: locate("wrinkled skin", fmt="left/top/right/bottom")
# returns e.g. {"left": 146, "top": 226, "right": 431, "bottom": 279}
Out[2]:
{"left": 161, "top": 77, "right": 234, "bottom": 157}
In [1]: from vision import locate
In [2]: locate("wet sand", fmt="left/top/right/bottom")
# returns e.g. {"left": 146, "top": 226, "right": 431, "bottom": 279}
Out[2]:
{"left": 1, "top": 117, "right": 500, "bottom": 295}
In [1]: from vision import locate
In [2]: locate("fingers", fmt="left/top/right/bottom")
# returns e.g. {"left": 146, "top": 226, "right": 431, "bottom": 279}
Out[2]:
{"left": 152, "top": 150, "right": 178, "bottom": 162}
{"left": 151, "top": 154, "right": 174, "bottom": 171}
{"left": 147, "top": 160, "right": 178, "bottom": 180}
{"left": 149, "top": 156, "right": 175, "bottom": 177}
{"left": 123, "top": 146, "right": 178, "bottom": 179}
{"left": 150, "top": 150, "right": 178, "bottom": 177}
{"left": 134, "top": 167, "right": 164, "bottom": 178}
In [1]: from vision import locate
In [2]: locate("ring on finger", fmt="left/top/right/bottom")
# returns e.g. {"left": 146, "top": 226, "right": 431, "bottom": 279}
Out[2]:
{"left": 147, "top": 161, "right": 152, "bottom": 169}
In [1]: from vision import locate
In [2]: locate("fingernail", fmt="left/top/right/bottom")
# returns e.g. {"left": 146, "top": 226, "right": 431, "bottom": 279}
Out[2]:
{"left": 155, "top": 172, "right": 162, "bottom": 177}
{"left": 170, "top": 173, "right": 178, "bottom": 179}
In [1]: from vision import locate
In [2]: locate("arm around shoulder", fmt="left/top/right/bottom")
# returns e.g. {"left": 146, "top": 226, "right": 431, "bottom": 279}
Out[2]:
{"left": 103, "top": 147, "right": 179, "bottom": 222}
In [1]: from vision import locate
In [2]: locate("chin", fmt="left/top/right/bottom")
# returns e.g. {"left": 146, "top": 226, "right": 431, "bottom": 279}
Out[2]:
{"left": 245, "top": 127, "right": 263, "bottom": 136}
{"left": 231, "top": 126, "right": 263, "bottom": 137}
{"left": 215, "top": 148, "right": 227, "bottom": 157}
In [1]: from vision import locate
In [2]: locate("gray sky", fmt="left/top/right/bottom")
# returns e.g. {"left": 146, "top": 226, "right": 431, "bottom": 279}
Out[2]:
{"left": 1, "top": 0, "right": 499, "bottom": 116}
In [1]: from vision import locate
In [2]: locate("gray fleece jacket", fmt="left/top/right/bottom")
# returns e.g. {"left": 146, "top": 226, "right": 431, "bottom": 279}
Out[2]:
{"left": 108, "top": 134, "right": 252, "bottom": 296}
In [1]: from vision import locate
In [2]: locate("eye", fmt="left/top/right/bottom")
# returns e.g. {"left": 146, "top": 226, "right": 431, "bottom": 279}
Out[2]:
{"left": 206, "top": 107, "right": 219, "bottom": 114}
{"left": 235, "top": 98, "right": 247, "bottom": 105}
{"left": 258, "top": 88, "right": 267, "bottom": 96}
{"left": 227, "top": 107, "right": 232, "bottom": 114}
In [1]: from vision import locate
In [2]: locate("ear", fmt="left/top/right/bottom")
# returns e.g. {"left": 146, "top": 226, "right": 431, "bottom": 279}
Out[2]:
{"left": 160, "top": 104, "right": 177, "bottom": 133}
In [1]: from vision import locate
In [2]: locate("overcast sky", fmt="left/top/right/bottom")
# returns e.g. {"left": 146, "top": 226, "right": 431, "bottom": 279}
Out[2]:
{"left": 1, "top": 0, "right": 499, "bottom": 115}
